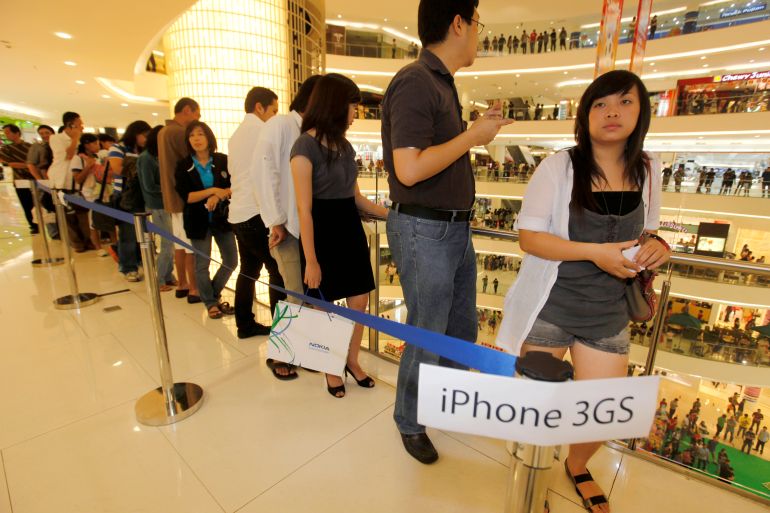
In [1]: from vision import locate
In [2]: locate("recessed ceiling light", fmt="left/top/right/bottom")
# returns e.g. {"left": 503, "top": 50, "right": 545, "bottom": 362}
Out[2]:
{"left": 54, "top": 32, "right": 73, "bottom": 40}
{"left": 563, "top": 71, "right": 568, "bottom": 75}
{"left": 755, "top": 135, "right": 761, "bottom": 138}
{"left": 516, "top": 73, "right": 521, "bottom": 77}
{"left": 750, "top": 59, "right": 755, "bottom": 62}
{"left": 336, "top": 14, "right": 342, "bottom": 18}
{"left": 650, "top": 62, "right": 655, "bottom": 66}
{"left": 404, "top": 26, "right": 408, "bottom": 30}
{"left": 101, "top": 94, "right": 111, "bottom": 99}
{"left": 120, "top": 103, "right": 129, "bottom": 107}
{"left": 384, "top": 18, "right": 388, "bottom": 22}
{"left": 700, "top": 56, "right": 706, "bottom": 60}
{"left": 760, "top": 48, "right": 766, "bottom": 51}
{"left": 75, "top": 80, "right": 85, "bottom": 85}
{"left": 152, "top": 112, "right": 158, "bottom": 117}
{"left": 702, "top": 64, "right": 708, "bottom": 67}
{"left": 64, "top": 61, "right": 77, "bottom": 66}
{"left": 653, "top": 69, "right": 658, "bottom": 72}
{"left": 474, "top": 76, "right": 479, "bottom": 79}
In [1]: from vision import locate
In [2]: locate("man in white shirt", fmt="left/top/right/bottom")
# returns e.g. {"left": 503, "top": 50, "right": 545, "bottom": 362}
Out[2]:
{"left": 257, "top": 75, "right": 321, "bottom": 309}
{"left": 228, "top": 87, "right": 281, "bottom": 340}
{"left": 48, "top": 112, "right": 83, "bottom": 191}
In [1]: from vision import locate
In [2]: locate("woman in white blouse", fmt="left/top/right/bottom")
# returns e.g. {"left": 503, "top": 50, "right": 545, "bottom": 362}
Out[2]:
{"left": 497, "top": 70, "right": 671, "bottom": 513}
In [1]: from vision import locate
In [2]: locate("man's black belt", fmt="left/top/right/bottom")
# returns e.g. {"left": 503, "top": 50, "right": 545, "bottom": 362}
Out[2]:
{"left": 391, "top": 202, "right": 473, "bottom": 222}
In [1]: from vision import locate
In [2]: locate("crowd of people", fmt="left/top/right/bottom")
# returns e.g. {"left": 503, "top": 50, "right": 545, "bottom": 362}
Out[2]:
{"left": 661, "top": 164, "right": 770, "bottom": 196}
{"left": 479, "top": 27, "right": 569, "bottom": 56}
{"left": 644, "top": 394, "right": 769, "bottom": 483}
{"left": 2, "top": 74, "right": 390, "bottom": 396}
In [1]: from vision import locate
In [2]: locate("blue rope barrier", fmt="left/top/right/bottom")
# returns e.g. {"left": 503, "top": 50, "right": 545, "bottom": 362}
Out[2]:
{"left": 39, "top": 183, "right": 517, "bottom": 376}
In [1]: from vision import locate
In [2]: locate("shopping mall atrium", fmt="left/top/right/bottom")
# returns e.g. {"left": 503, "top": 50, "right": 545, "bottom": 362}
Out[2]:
{"left": 1, "top": 0, "right": 770, "bottom": 512}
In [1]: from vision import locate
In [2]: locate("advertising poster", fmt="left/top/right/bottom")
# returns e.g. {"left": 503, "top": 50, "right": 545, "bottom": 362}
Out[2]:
{"left": 595, "top": 0, "right": 625, "bottom": 77}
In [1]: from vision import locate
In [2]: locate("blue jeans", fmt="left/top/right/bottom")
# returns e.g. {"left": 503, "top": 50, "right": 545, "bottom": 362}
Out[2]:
{"left": 190, "top": 227, "right": 238, "bottom": 309}
{"left": 387, "top": 209, "right": 478, "bottom": 435}
{"left": 150, "top": 209, "right": 175, "bottom": 285}
{"left": 117, "top": 221, "right": 139, "bottom": 273}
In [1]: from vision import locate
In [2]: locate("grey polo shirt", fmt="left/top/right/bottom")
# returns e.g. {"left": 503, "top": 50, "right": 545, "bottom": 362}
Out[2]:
{"left": 381, "top": 49, "right": 474, "bottom": 210}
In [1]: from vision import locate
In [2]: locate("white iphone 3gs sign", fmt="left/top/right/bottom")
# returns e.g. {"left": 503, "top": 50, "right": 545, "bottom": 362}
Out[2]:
{"left": 417, "top": 364, "right": 660, "bottom": 445}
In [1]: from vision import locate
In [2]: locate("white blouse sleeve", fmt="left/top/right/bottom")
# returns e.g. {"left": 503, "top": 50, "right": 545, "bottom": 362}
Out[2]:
{"left": 646, "top": 155, "right": 662, "bottom": 231}
{"left": 515, "top": 154, "right": 562, "bottom": 233}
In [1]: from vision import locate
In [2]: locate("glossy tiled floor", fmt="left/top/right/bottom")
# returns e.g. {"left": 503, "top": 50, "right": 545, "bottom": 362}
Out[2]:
{"left": 0, "top": 181, "right": 767, "bottom": 512}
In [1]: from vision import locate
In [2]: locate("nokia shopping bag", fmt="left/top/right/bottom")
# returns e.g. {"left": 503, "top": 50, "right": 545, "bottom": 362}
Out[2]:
{"left": 267, "top": 301, "right": 355, "bottom": 375}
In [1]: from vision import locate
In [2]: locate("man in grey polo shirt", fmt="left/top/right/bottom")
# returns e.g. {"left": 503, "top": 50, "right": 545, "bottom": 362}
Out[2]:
{"left": 382, "top": 0, "right": 511, "bottom": 464}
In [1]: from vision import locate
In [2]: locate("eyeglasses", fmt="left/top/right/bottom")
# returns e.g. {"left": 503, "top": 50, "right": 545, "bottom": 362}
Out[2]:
{"left": 465, "top": 17, "right": 485, "bottom": 35}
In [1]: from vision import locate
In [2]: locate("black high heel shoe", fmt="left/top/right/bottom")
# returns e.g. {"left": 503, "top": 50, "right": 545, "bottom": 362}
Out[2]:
{"left": 345, "top": 365, "right": 375, "bottom": 388}
{"left": 325, "top": 374, "right": 345, "bottom": 398}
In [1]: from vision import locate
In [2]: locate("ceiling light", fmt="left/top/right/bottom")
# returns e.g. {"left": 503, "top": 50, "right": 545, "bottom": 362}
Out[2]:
{"left": 650, "top": 62, "right": 656, "bottom": 66}
{"left": 54, "top": 32, "right": 73, "bottom": 40}
{"left": 152, "top": 112, "right": 158, "bottom": 117}
{"left": 64, "top": 61, "right": 77, "bottom": 66}
{"left": 120, "top": 103, "right": 129, "bottom": 107}
{"left": 653, "top": 69, "right": 658, "bottom": 72}
{"left": 384, "top": 18, "right": 388, "bottom": 22}
{"left": 750, "top": 59, "right": 755, "bottom": 62}
{"left": 75, "top": 80, "right": 85, "bottom": 85}
{"left": 563, "top": 71, "right": 568, "bottom": 74}
{"left": 404, "top": 26, "right": 408, "bottom": 30}
{"left": 101, "top": 94, "right": 111, "bottom": 99}
{"left": 702, "top": 64, "right": 708, "bottom": 67}
{"left": 760, "top": 48, "right": 766, "bottom": 51}
{"left": 337, "top": 14, "right": 342, "bottom": 18}
{"left": 474, "top": 76, "right": 479, "bottom": 79}
{"left": 700, "top": 56, "right": 706, "bottom": 60}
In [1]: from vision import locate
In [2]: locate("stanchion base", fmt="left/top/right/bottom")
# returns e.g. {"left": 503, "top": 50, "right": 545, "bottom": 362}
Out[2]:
{"left": 53, "top": 293, "right": 99, "bottom": 310}
{"left": 135, "top": 383, "right": 204, "bottom": 426}
{"left": 31, "top": 257, "right": 65, "bottom": 267}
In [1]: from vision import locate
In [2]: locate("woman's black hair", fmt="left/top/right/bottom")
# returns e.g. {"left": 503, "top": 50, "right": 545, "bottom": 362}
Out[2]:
{"left": 184, "top": 121, "right": 218, "bottom": 155}
{"left": 144, "top": 125, "right": 164, "bottom": 157}
{"left": 569, "top": 70, "right": 651, "bottom": 212}
{"left": 121, "top": 120, "right": 152, "bottom": 151}
{"left": 77, "top": 133, "right": 98, "bottom": 155}
{"left": 289, "top": 75, "right": 322, "bottom": 113}
{"left": 301, "top": 73, "right": 360, "bottom": 162}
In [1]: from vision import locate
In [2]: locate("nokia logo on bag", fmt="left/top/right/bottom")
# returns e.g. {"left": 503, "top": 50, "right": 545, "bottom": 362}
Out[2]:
{"left": 309, "top": 342, "right": 330, "bottom": 353}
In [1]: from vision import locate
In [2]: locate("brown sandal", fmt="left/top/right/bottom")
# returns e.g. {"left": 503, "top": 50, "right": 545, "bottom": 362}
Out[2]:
{"left": 208, "top": 305, "right": 224, "bottom": 319}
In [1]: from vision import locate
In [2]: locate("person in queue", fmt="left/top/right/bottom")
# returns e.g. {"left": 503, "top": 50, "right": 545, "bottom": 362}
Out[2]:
{"left": 137, "top": 125, "right": 176, "bottom": 290}
{"left": 497, "top": 70, "right": 670, "bottom": 513}
{"left": 0, "top": 124, "right": 35, "bottom": 233}
{"left": 228, "top": 86, "right": 284, "bottom": 340}
{"left": 381, "top": 0, "right": 510, "bottom": 464}
{"left": 70, "top": 133, "right": 109, "bottom": 256}
{"left": 255, "top": 75, "right": 322, "bottom": 380}
{"left": 108, "top": 120, "right": 151, "bottom": 282}
{"left": 175, "top": 121, "right": 236, "bottom": 319}
{"left": 159, "top": 98, "right": 201, "bottom": 302}
{"left": 290, "top": 73, "right": 388, "bottom": 398}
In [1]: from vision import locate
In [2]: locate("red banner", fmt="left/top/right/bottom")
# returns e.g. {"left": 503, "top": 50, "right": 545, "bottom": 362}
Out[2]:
{"left": 630, "top": 0, "right": 654, "bottom": 75}
{"left": 595, "top": 0, "right": 625, "bottom": 78}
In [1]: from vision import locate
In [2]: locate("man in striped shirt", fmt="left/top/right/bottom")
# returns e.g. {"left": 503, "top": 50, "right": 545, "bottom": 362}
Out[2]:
{"left": 0, "top": 124, "right": 36, "bottom": 233}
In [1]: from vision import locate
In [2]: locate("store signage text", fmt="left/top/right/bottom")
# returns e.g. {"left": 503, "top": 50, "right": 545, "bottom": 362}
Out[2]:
{"left": 660, "top": 220, "right": 689, "bottom": 233}
{"left": 720, "top": 3, "right": 767, "bottom": 18}
{"left": 417, "top": 364, "right": 660, "bottom": 445}
{"left": 714, "top": 70, "right": 770, "bottom": 83}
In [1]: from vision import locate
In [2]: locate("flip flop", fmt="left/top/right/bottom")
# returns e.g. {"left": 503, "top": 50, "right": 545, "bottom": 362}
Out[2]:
{"left": 266, "top": 359, "right": 299, "bottom": 381}
{"left": 217, "top": 301, "right": 235, "bottom": 315}
{"left": 208, "top": 305, "right": 224, "bottom": 319}
{"left": 564, "top": 459, "right": 609, "bottom": 512}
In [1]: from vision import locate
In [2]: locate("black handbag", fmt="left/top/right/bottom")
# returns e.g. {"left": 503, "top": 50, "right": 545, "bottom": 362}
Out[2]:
{"left": 91, "top": 161, "right": 117, "bottom": 232}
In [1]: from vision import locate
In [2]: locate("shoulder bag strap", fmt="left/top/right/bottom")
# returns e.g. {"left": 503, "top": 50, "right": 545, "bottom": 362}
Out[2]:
{"left": 97, "top": 160, "right": 110, "bottom": 202}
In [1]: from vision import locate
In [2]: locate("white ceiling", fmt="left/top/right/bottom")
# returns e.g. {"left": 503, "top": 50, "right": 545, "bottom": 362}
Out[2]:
{"left": 0, "top": 0, "right": 195, "bottom": 128}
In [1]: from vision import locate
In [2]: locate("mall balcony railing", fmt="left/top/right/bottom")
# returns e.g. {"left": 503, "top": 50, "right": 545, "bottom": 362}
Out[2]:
{"left": 363, "top": 223, "right": 770, "bottom": 503}
{"left": 328, "top": 9, "right": 769, "bottom": 62}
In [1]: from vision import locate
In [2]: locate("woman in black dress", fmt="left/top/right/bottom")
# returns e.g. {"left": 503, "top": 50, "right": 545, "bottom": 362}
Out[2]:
{"left": 290, "top": 74, "right": 388, "bottom": 398}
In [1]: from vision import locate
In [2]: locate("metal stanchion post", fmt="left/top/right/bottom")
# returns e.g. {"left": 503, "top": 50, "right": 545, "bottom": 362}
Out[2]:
{"left": 29, "top": 180, "right": 64, "bottom": 267}
{"left": 504, "top": 352, "right": 574, "bottom": 513}
{"left": 133, "top": 213, "right": 203, "bottom": 426}
{"left": 51, "top": 189, "right": 99, "bottom": 309}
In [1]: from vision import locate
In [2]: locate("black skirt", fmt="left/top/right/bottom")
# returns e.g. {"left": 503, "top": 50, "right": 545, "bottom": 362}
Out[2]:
{"left": 300, "top": 197, "right": 375, "bottom": 302}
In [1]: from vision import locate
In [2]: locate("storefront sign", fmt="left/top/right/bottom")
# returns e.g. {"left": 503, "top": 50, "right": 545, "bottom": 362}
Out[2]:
{"left": 720, "top": 3, "right": 766, "bottom": 18}
{"left": 660, "top": 220, "right": 689, "bottom": 232}
{"left": 714, "top": 70, "right": 770, "bottom": 82}
{"left": 417, "top": 364, "right": 660, "bottom": 445}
